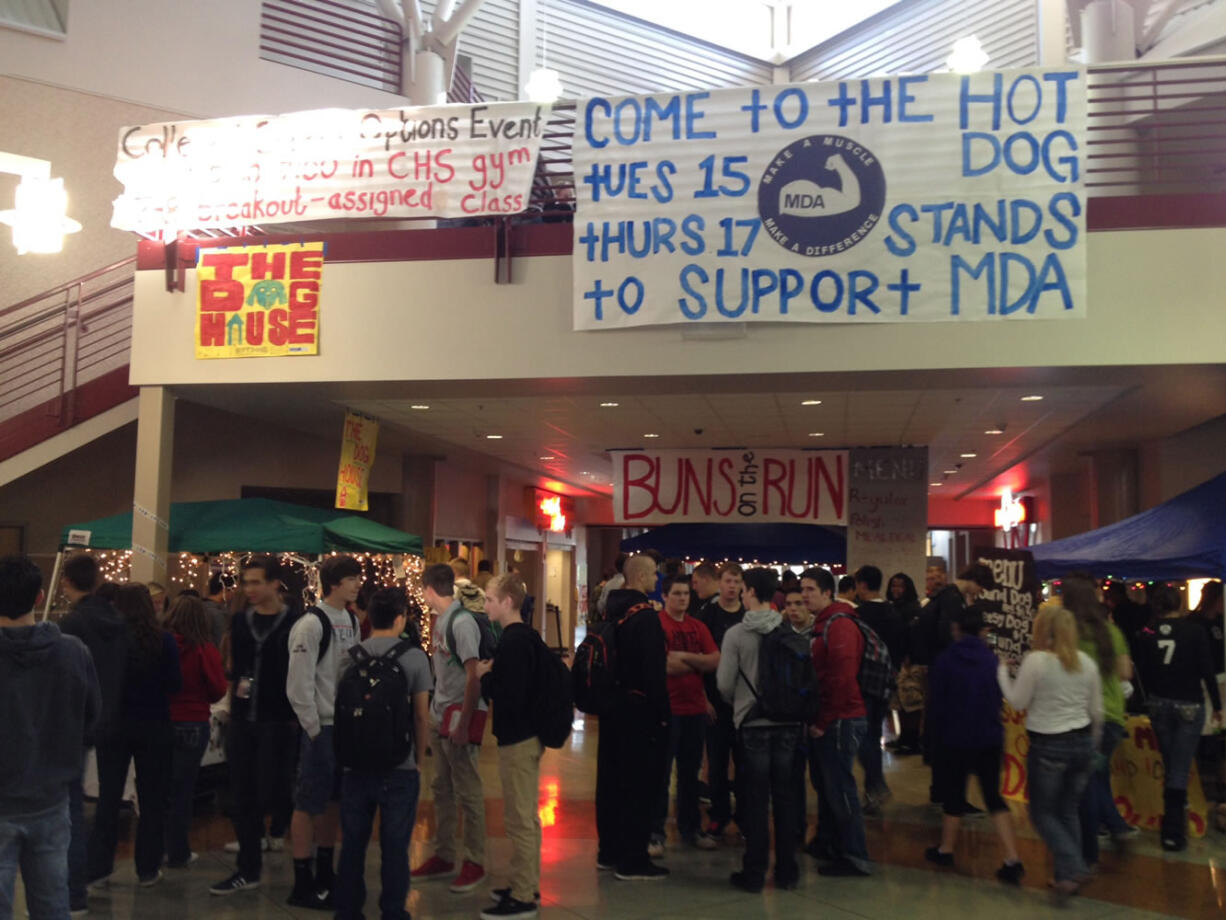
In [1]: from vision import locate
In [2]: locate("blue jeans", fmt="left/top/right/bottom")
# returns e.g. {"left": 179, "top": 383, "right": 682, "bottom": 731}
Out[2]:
{"left": 654, "top": 714, "right": 706, "bottom": 841}
{"left": 814, "top": 718, "right": 871, "bottom": 873}
{"left": 335, "top": 769, "right": 420, "bottom": 920}
{"left": 1028, "top": 729, "right": 1093, "bottom": 883}
{"left": 166, "top": 721, "right": 210, "bottom": 865}
{"left": 0, "top": 800, "right": 71, "bottom": 920}
{"left": 738, "top": 725, "right": 801, "bottom": 885}
{"left": 1148, "top": 697, "right": 1204, "bottom": 792}
{"left": 1078, "top": 720, "right": 1129, "bottom": 864}
{"left": 857, "top": 698, "right": 889, "bottom": 798}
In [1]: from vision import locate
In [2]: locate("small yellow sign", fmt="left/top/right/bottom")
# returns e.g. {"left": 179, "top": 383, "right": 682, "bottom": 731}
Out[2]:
{"left": 195, "top": 242, "right": 323, "bottom": 359}
{"left": 336, "top": 411, "right": 378, "bottom": 511}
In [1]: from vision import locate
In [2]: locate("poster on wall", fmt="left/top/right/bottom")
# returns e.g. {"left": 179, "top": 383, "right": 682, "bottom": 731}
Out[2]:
{"left": 974, "top": 546, "right": 1040, "bottom": 660}
{"left": 113, "top": 102, "right": 545, "bottom": 232}
{"left": 845, "top": 447, "right": 928, "bottom": 587}
{"left": 336, "top": 410, "right": 379, "bottom": 512}
{"left": 610, "top": 448, "right": 848, "bottom": 525}
{"left": 572, "top": 67, "right": 1086, "bottom": 329}
{"left": 195, "top": 242, "right": 323, "bottom": 359}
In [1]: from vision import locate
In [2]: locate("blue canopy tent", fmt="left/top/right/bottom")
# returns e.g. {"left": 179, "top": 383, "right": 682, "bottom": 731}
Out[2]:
{"left": 619, "top": 522, "right": 846, "bottom": 566}
{"left": 1031, "top": 472, "right": 1226, "bottom": 581}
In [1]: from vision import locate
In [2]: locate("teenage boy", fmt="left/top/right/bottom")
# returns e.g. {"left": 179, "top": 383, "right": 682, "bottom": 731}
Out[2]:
{"left": 477, "top": 574, "right": 544, "bottom": 920}
{"left": 784, "top": 585, "right": 815, "bottom": 842}
{"left": 697, "top": 563, "right": 745, "bottom": 847}
{"left": 411, "top": 563, "right": 488, "bottom": 893}
{"left": 58, "top": 551, "right": 126, "bottom": 913}
{"left": 716, "top": 567, "right": 801, "bottom": 892}
{"left": 286, "top": 554, "right": 362, "bottom": 908}
{"left": 653, "top": 576, "right": 719, "bottom": 855}
{"left": 805, "top": 567, "right": 872, "bottom": 877}
{"left": 333, "top": 589, "right": 431, "bottom": 920}
{"left": 0, "top": 554, "right": 100, "bottom": 920}
{"left": 852, "top": 565, "right": 906, "bottom": 815}
{"left": 596, "top": 554, "right": 670, "bottom": 880}
{"left": 687, "top": 562, "right": 719, "bottom": 616}
{"left": 212, "top": 555, "right": 303, "bottom": 897}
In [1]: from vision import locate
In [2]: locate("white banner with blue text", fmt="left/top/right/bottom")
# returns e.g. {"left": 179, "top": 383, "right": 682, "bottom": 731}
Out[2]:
{"left": 573, "top": 68, "right": 1086, "bottom": 329}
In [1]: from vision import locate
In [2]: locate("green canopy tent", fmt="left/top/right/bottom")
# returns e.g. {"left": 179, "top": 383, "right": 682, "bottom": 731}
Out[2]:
{"left": 60, "top": 497, "right": 423, "bottom": 555}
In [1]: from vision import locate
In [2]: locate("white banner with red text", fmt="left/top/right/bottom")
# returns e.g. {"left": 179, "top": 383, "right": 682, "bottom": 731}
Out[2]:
{"left": 112, "top": 102, "right": 545, "bottom": 233}
{"left": 611, "top": 448, "right": 848, "bottom": 525}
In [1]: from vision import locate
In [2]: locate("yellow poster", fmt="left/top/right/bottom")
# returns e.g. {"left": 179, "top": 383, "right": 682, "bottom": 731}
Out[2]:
{"left": 1000, "top": 705, "right": 1208, "bottom": 837}
{"left": 195, "top": 242, "right": 323, "bottom": 358}
{"left": 336, "top": 411, "right": 378, "bottom": 511}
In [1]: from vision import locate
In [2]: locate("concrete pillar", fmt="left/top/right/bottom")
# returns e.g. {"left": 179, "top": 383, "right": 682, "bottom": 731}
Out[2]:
{"left": 1036, "top": 0, "right": 1069, "bottom": 66}
{"left": 484, "top": 473, "right": 505, "bottom": 575}
{"left": 1082, "top": 0, "right": 1136, "bottom": 63}
{"left": 129, "top": 386, "right": 175, "bottom": 584}
{"left": 1086, "top": 448, "right": 1139, "bottom": 529}
{"left": 399, "top": 454, "right": 439, "bottom": 546}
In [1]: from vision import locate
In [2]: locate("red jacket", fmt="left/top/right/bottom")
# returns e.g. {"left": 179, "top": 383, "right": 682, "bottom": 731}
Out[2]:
{"left": 810, "top": 602, "right": 866, "bottom": 733}
{"left": 169, "top": 635, "right": 227, "bottom": 723}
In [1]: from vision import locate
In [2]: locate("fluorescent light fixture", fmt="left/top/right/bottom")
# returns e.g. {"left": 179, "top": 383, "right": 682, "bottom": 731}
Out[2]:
{"left": 1021, "top": 395, "right": 1044, "bottom": 402}
{"left": 409, "top": 404, "right": 430, "bottom": 410}
{"left": 539, "top": 456, "right": 556, "bottom": 461}
{"left": 599, "top": 402, "right": 619, "bottom": 407}
{"left": 643, "top": 433, "right": 660, "bottom": 438}
{"left": 960, "top": 452, "right": 977, "bottom": 458}
{"left": 930, "top": 482, "right": 942, "bottom": 487}
{"left": 985, "top": 427, "right": 1004, "bottom": 435}
{"left": 486, "top": 434, "right": 503, "bottom": 440}
{"left": 808, "top": 432, "right": 824, "bottom": 437}
{"left": 801, "top": 399, "right": 822, "bottom": 406}
{"left": 0, "top": 175, "right": 82, "bottom": 255}
{"left": 944, "top": 469, "right": 958, "bottom": 475}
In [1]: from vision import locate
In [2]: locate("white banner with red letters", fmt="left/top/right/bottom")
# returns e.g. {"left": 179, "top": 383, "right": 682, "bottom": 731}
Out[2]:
{"left": 612, "top": 448, "right": 848, "bottom": 525}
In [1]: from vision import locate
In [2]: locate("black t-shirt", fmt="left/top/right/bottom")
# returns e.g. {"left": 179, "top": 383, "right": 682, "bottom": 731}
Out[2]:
{"left": 697, "top": 598, "right": 744, "bottom": 705}
{"left": 857, "top": 599, "right": 908, "bottom": 669}
{"left": 1190, "top": 614, "right": 1225, "bottom": 676}
{"left": 1137, "top": 617, "right": 1222, "bottom": 709}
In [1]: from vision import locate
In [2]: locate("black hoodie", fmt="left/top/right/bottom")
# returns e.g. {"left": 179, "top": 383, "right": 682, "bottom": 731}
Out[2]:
{"left": 0, "top": 622, "right": 100, "bottom": 817}
{"left": 59, "top": 594, "right": 128, "bottom": 742}
{"left": 605, "top": 588, "right": 669, "bottom": 725}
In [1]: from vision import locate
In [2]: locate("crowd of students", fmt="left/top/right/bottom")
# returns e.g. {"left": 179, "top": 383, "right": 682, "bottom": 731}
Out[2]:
{"left": 0, "top": 547, "right": 1222, "bottom": 918}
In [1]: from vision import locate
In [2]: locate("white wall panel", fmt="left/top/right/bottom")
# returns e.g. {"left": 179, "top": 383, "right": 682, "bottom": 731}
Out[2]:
{"left": 789, "top": 0, "right": 1038, "bottom": 82}
{"left": 540, "top": 0, "right": 774, "bottom": 99}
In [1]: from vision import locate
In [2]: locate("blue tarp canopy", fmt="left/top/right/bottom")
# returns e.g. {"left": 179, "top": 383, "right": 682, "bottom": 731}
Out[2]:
{"left": 620, "top": 523, "right": 846, "bottom": 566}
{"left": 1031, "top": 472, "right": 1226, "bottom": 581}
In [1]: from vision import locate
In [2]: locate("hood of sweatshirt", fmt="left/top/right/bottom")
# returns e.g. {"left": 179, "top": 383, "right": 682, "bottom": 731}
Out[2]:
{"left": 949, "top": 634, "right": 998, "bottom": 669}
{"left": 68, "top": 594, "right": 126, "bottom": 641}
{"left": 0, "top": 621, "right": 62, "bottom": 669}
{"left": 743, "top": 606, "right": 781, "bottom": 635}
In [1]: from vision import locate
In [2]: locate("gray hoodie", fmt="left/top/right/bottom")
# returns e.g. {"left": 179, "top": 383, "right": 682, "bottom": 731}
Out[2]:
{"left": 716, "top": 607, "right": 790, "bottom": 729}
{"left": 286, "top": 601, "right": 359, "bottom": 739}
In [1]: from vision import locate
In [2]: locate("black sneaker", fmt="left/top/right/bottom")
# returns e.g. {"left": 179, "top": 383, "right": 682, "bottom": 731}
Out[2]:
{"left": 210, "top": 872, "right": 260, "bottom": 896}
{"left": 490, "top": 887, "right": 540, "bottom": 903}
{"left": 996, "top": 861, "right": 1025, "bottom": 885}
{"left": 480, "top": 895, "right": 539, "bottom": 920}
{"left": 286, "top": 887, "right": 333, "bottom": 910}
{"left": 818, "top": 860, "right": 871, "bottom": 877}
{"left": 729, "top": 870, "right": 763, "bottom": 893}
{"left": 614, "top": 864, "right": 669, "bottom": 881}
{"left": 925, "top": 847, "right": 954, "bottom": 867}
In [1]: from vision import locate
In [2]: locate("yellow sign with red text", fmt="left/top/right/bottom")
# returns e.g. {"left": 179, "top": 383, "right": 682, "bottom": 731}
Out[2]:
{"left": 195, "top": 242, "right": 323, "bottom": 359}
{"left": 335, "top": 411, "right": 378, "bottom": 512}
{"left": 1001, "top": 705, "right": 1208, "bottom": 837}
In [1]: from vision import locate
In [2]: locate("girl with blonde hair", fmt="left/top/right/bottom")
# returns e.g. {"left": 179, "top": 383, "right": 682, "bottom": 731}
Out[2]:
{"left": 998, "top": 605, "right": 1102, "bottom": 905}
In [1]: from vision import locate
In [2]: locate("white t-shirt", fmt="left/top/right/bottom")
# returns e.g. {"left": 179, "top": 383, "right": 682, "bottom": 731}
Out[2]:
{"left": 998, "top": 649, "right": 1103, "bottom": 737}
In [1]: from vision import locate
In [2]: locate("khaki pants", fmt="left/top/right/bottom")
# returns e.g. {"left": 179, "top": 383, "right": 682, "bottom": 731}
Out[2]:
{"left": 430, "top": 722, "right": 486, "bottom": 865}
{"left": 499, "top": 737, "right": 543, "bottom": 902}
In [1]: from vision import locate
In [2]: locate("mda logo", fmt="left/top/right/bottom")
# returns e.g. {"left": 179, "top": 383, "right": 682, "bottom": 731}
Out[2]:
{"left": 757, "top": 135, "right": 886, "bottom": 257}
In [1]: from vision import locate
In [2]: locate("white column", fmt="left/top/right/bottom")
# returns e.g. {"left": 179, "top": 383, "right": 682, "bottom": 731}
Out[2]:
{"left": 129, "top": 386, "right": 175, "bottom": 584}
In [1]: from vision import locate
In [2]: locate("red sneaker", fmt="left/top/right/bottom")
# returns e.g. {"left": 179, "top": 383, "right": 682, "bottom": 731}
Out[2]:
{"left": 449, "top": 860, "right": 486, "bottom": 893}
{"left": 411, "top": 856, "right": 455, "bottom": 880}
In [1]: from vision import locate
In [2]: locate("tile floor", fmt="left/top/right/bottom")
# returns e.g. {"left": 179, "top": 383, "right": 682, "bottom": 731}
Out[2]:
{"left": 14, "top": 715, "right": 1226, "bottom": 919}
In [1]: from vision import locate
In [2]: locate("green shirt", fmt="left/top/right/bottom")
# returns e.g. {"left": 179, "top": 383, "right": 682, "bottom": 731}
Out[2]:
{"left": 1079, "top": 622, "right": 1129, "bottom": 726}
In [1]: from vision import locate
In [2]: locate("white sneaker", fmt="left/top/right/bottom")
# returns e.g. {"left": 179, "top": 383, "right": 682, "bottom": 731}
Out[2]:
{"left": 647, "top": 838, "right": 665, "bottom": 859}
{"left": 267, "top": 836, "right": 284, "bottom": 852}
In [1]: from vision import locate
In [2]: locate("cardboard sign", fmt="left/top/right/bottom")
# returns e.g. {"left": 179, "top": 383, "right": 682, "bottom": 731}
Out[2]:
{"left": 195, "top": 242, "right": 323, "bottom": 359}
{"left": 846, "top": 447, "right": 928, "bottom": 588}
{"left": 975, "top": 547, "right": 1041, "bottom": 661}
{"left": 336, "top": 410, "right": 378, "bottom": 511}
{"left": 572, "top": 68, "right": 1086, "bottom": 328}
{"left": 113, "top": 102, "right": 545, "bottom": 232}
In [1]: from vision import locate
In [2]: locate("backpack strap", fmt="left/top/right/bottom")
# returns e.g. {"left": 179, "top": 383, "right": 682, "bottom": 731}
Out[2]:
{"left": 618, "top": 601, "right": 655, "bottom": 625}
{"left": 445, "top": 607, "right": 476, "bottom": 668}
{"left": 383, "top": 638, "right": 414, "bottom": 662}
{"left": 307, "top": 606, "right": 332, "bottom": 663}
{"left": 348, "top": 643, "right": 371, "bottom": 664}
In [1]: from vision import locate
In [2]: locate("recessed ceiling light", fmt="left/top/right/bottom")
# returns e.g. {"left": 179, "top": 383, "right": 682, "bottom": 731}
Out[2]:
{"left": 808, "top": 432, "right": 824, "bottom": 437}
{"left": 944, "top": 469, "right": 958, "bottom": 475}
{"left": 410, "top": 404, "right": 429, "bottom": 410}
{"left": 644, "top": 433, "right": 660, "bottom": 438}
{"left": 486, "top": 434, "right": 503, "bottom": 440}
{"left": 801, "top": 399, "right": 822, "bottom": 406}
{"left": 930, "top": 482, "right": 942, "bottom": 487}
{"left": 984, "top": 427, "right": 1004, "bottom": 435}
{"left": 1021, "top": 395, "right": 1044, "bottom": 402}
{"left": 539, "top": 456, "right": 555, "bottom": 461}
{"left": 581, "top": 471, "right": 589, "bottom": 475}
{"left": 599, "top": 402, "right": 619, "bottom": 407}
{"left": 960, "top": 452, "right": 977, "bottom": 458}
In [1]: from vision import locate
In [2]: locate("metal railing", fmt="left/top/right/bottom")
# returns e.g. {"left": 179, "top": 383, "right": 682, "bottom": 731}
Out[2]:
{"left": 0, "top": 258, "right": 136, "bottom": 432}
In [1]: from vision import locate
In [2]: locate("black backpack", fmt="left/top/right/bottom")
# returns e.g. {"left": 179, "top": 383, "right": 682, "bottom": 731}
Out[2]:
{"left": 740, "top": 625, "right": 820, "bottom": 723}
{"left": 309, "top": 606, "right": 358, "bottom": 663}
{"left": 822, "top": 613, "right": 896, "bottom": 707}
{"left": 333, "top": 640, "right": 415, "bottom": 771}
{"left": 531, "top": 633, "right": 574, "bottom": 748}
{"left": 445, "top": 607, "right": 499, "bottom": 664}
{"left": 572, "top": 602, "right": 652, "bottom": 716}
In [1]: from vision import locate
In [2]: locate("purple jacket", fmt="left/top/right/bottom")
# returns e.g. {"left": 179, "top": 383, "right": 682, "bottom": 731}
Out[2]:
{"left": 929, "top": 636, "right": 1004, "bottom": 749}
